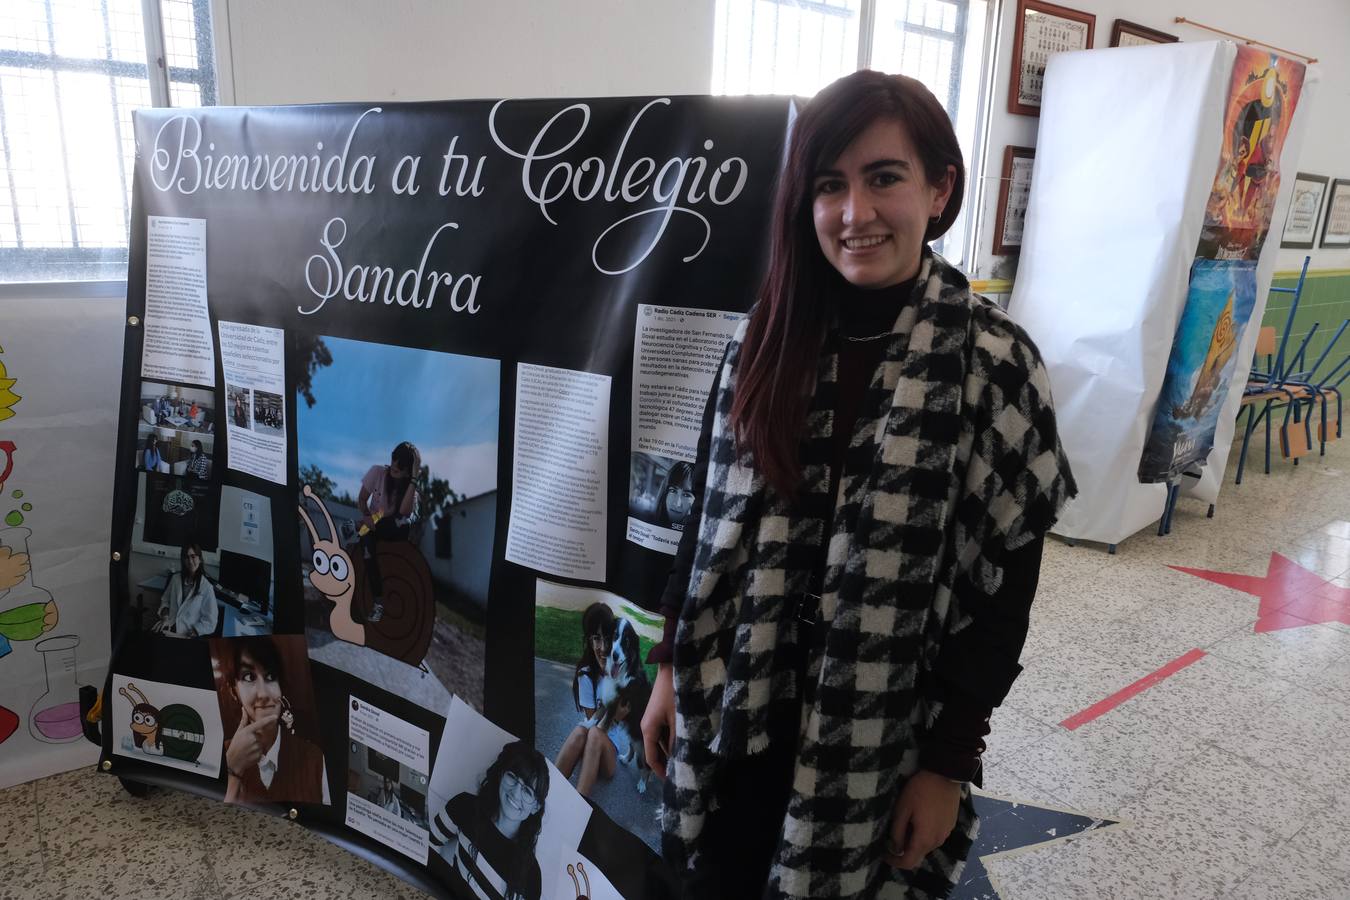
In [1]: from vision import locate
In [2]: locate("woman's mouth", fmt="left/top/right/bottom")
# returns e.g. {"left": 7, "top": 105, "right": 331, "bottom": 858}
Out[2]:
{"left": 842, "top": 235, "right": 890, "bottom": 250}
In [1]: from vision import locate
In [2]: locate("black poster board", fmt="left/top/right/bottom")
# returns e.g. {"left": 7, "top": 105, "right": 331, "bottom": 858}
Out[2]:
{"left": 104, "top": 95, "right": 795, "bottom": 899}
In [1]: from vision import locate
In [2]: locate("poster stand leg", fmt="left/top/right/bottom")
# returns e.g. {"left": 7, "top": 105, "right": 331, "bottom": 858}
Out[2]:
{"left": 1107, "top": 544, "right": 1117, "bottom": 554}
{"left": 1157, "top": 482, "right": 1181, "bottom": 537}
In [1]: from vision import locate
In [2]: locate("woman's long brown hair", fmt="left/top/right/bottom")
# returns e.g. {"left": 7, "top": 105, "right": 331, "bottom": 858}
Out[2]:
{"left": 730, "top": 70, "right": 966, "bottom": 497}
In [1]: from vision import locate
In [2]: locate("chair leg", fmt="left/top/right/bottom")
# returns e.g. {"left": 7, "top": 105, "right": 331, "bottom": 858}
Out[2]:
{"left": 1236, "top": 404, "right": 1257, "bottom": 485}
{"left": 1264, "top": 403, "right": 1272, "bottom": 474}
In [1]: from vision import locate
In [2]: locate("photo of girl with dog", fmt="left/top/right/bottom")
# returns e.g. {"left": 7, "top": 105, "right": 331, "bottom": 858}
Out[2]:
{"left": 532, "top": 579, "right": 662, "bottom": 851}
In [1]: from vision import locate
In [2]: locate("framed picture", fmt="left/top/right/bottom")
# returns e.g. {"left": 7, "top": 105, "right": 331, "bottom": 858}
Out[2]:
{"left": 993, "top": 146, "right": 1035, "bottom": 255}
{"left": 1008, "top": 0, "right": 1095, "bottom": 116}
{"left": 1110, "top": 19, "right": 1178, "bottom": 47}
{"left": 1321, "top": 179, "right": 1350, "bottom": 249}
{"left": 1280, "top": 173, "right": 1328, "bottom": 249}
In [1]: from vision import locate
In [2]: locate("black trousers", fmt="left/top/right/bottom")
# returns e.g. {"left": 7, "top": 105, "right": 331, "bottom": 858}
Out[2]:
{"left": 359, "top": 517, "right": 409, "bottom": 598}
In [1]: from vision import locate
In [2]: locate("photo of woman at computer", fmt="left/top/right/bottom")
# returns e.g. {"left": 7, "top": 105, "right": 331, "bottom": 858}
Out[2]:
{"left": 152, "top": 541, "right": 218, "bottom": 638}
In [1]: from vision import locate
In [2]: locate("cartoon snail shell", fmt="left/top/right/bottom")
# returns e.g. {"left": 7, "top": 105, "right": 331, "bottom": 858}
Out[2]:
{"left": 298, "top": 484, "right": 434, "bottom": 670}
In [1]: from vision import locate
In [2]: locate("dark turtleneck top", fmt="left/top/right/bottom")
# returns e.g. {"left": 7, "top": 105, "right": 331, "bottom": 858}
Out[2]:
{"left": 649, "top": 274, "right": 1045, "bottom": 783}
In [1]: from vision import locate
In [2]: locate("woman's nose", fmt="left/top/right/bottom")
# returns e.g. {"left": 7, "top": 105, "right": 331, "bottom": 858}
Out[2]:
{"left": 841, "top": 185, "right": 875, "bottom": 227}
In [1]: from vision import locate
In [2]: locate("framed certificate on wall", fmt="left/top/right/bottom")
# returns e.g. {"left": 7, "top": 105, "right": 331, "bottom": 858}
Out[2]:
{"left": 1110, "top": 19, "right": 1178, "bottom": 47}
{"left": 1009, "top": 0, "right": 1095, "bottom": 116}
{"left": 993, "top": 146, "right": 1035, "bottom": 255}
{"left": 1321, "top": 178, "right": 1350, "bottom": 249}
{"left": 1280, "top": 172, "right": 1328, "bottom": 250}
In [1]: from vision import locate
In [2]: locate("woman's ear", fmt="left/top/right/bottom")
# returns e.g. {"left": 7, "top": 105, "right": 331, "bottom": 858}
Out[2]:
{"left": 929, "top": 164, "right": 957, "bottom": 219}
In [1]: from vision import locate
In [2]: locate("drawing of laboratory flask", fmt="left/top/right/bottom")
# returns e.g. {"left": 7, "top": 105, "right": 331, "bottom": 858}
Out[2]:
{"left": 0, "top": 527, "right": 59, "bottom": 657}
{"left": 29, "top": 635, "right": 87, "bottom": 743}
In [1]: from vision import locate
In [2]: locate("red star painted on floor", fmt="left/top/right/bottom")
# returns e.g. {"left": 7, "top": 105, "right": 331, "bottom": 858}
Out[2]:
{"left": 1171, "top": 552, "right": 1350, "bottom": 633}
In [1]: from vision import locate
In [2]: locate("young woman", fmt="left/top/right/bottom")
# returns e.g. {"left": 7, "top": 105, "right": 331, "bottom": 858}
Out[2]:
{"left": 553, "top": 602, "right": 621, "bottom": 796}
{"left": 640, "top": 71, "right": 1075, "bottom": 899}
{"left": 152, "top": 542, "right": 217, "bottom": 637}
{"left": 141, "top": 433, "right": 163, "bottom": 473}
{"left": 430, "top": 740, "right": 548, "bottom": 900}
{"left": 185, "top": 439, "right": 210, "bottom": 480}
{"left": 653, "top": 460, "right": 696, "bottom": 531}
{"left": 356, "top": 441, "right": 420, "bottom": 623}
{"left": 221, "top": 637, "right": 325, "bottom": 805}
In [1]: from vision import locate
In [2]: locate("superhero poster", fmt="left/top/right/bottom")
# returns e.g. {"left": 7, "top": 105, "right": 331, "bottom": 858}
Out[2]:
{"left": 1139, "top": 259, "right": 1258, "bottom": 483}
{"left": 1197, "top": 47, "right": 1306, "bottom": 260}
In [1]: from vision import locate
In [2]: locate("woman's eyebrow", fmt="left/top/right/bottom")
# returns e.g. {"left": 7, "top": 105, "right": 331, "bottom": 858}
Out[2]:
{"left": 814, "top": 158, "right": 913, "bottom": 178}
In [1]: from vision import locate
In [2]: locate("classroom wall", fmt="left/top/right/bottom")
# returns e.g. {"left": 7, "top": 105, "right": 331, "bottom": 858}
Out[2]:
{"left": 214, "top": 0, "right": 718, "bottom": 104}
{"left": 976, "top": 0, "right": 1350, "bottom": 279}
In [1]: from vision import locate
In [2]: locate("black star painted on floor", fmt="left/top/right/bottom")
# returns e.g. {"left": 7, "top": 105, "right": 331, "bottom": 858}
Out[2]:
{"left": 948, "top": 792, "right": 1119, "bottom": 899}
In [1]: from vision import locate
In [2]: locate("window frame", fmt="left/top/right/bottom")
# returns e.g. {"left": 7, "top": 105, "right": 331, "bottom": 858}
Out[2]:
{"left": 0, "top": 0, "right": 222, "bottom": 295}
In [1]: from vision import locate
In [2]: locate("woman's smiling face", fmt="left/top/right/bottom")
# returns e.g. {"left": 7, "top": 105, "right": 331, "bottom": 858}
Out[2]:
{"left": 498, "top": 768, "right": 541, "bottom": 824}
{"left": 811, "top": 117, "right": 954, "bottom": 289}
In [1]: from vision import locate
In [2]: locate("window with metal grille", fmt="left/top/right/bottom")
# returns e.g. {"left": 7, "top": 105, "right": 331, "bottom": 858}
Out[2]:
{"left": 713, "top": 0, "right": 994, "bottom": 267}
{"left": 0, "top": 0, "right": 216, "bottom": 284}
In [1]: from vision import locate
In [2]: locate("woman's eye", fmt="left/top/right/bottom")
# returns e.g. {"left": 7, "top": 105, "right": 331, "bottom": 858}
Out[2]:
{"left": 872, "top": 171, "right": 901, "bottom": 187}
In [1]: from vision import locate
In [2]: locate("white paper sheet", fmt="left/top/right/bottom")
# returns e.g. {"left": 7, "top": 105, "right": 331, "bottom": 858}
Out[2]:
{"left": 345, "top": 697, "right": 431, "bottom": 864}
{"left": 627, "top": 304, "right": 742, "bottom": 554}
{"left": 142, "top": 216, "right": 215, "bottom": 386}
{"left": 111, "top": 674, "right": 223, "bottom": 777}
{"left": 218, "top": 321, "right": 288, "bottom": 485}
{"left": 506, "top": 363, "right": 611, "bottom": 582}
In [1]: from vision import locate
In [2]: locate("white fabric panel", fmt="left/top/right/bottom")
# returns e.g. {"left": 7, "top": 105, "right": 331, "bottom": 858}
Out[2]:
{"left": 1008, "top": 41, "right": 1234, "bottom": 544}
{"left": 0, "top": 295, "right": 121, "bottom": 787}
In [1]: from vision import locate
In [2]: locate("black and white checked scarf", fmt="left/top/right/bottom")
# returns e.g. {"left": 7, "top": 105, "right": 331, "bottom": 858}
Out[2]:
{"left": 663, "top": 252, "right": 1075, "bottom": 898}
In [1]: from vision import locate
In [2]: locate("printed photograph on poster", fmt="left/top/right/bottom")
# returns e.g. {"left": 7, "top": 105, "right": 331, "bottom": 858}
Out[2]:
{"left": 345, "top": 697, "right": 431, "bottom": 863}
{"left": 533, "top": 579, "right": 662, "bottom": 852}
{"left": 111, "top": 673, "right": 223, "bottom": 777}
{"left": 136, "top": 380, "right": 215, "bottom": 476}
{"left": 506, "top": 363, "right": 611, "bottom": 583}
{"left": 125, "top": 483, "right": 275, "bottom": 637}
{"left": 625, "top": 451, "right": 694, "bottom": 555}
{"left": 1197, "top": 47, "right": 1306, "bottom": 260}
{"left": 227, "top": 384, "right": 250, "bottom": 429}
{"left": 1280, "top": 172, "right": 1329, "bottom": 249}
{"left": 1138, "top": 259, "right": 1258, "bottom": 483}
{"left": 1320, "top": 178, "right": 1350, "bottom": 249}
{"left": 428, "top": 696, "right": 592, "bottom": 900}
{"left": 141, "top": 216, "right": 215, "bottom": 387}
{"left": 296, "top": 334, "right": 498, "bottom": 713}
{"left": 219, "top": 321, "right": 288, "bottom": 485}
{"left": 209, "top": 635, "right": 328, "bottom": 805}
{"left": 141, "top": 471, "right": 219, "bottom": 551}
{"left": 627, "top": 304, "right": 742, "bottom": 556}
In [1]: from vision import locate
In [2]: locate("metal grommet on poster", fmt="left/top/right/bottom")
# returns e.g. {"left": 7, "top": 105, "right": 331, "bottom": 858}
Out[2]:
{"left": 112, "top": 551, "right": 122, "bottom": 562}
{"left": 101, "top": 759, "right": 112, "bottom": 771}
{"left": 127, "top": 316, "right": 140, "bottom": 326}
{"left": 288, "top": 808, "right": 299, "bottom": 820}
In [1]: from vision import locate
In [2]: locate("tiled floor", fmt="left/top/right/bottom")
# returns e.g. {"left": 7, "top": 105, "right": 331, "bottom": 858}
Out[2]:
{"left": 3, "top": 436, "right": 1349, "bottom": 899}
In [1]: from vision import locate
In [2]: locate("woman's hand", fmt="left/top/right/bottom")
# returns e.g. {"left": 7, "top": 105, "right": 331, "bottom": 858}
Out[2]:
{"left": 225, "top": 701, "right": 277, "bottom": 781}
{"left": 641, "top": 663, "right": 675, "bottom": 779}
{"left": 884, "top": 770, "right": 963, "bottom": 870}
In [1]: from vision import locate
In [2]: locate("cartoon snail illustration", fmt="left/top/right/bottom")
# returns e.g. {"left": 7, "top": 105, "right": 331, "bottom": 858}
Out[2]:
{"left": 298, "top": 484, "right": 434, "bottom": 670}
{"left": 567, "top": 861, "right": 592, "bottom": 900}
{"left": 118, "top": 682, "right": 207, "bottom": 763}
